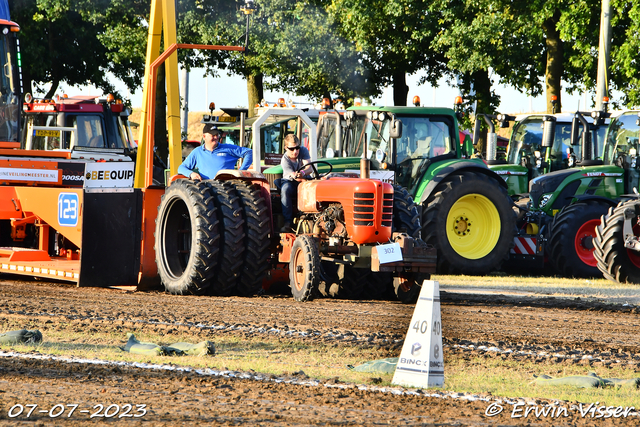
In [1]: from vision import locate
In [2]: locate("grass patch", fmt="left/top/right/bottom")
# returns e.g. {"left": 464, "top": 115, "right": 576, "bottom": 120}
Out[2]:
{"left": 2, "top": 323, "right": 639, "bottom": 407}
{"left": 442, "top": 356, "right": 640, "bottom": 408}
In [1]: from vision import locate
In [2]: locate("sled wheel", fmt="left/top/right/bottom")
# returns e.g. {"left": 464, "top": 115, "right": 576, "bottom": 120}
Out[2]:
{"left": 290, "top": 235, "right": 320, "bottom": 302}
{"left": 155, "top": 180, "right": 219, "bottom": 295}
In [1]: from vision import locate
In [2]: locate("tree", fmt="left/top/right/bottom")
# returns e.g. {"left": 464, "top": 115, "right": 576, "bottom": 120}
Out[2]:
{"left": 12, "top": 0, "right": 116, "bottom": 97}
{"left": 328, "top": 0, "right": 445, "bottom": 106}
{"left": 609, "top": 0, "right": 640, "bottom": 107}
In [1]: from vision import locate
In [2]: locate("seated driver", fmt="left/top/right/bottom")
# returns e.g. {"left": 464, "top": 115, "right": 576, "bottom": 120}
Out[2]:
{"left": 275, "top": 134, "right": 311, "bottom": 232}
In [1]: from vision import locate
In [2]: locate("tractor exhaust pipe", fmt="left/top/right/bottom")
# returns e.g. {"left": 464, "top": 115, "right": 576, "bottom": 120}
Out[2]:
{"left": 360, "top": 134, "right": 370, "bottom": 179}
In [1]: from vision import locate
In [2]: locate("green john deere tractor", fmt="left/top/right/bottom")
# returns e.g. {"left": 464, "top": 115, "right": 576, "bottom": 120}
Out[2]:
{"left": 269, "top": 104, "right": 517, "bottom": 275}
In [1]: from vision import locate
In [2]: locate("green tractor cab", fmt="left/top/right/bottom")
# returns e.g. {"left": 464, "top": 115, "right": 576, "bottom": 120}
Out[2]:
{"left": 477, "top": 112, "right": 609, "bottom": 197}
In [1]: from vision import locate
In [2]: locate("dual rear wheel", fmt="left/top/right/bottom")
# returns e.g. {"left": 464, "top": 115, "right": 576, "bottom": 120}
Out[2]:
{"left": 155, "top": 179, "right": 270, "bottom": 296}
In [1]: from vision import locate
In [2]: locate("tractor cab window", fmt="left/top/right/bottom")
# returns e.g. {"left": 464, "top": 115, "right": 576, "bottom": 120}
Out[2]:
{"left": 602, "top": 113, "right": 640, "bottom": 165}
{"left": 23, "top": 114, "right": 60, "bottom": 150}
{"left": 549, "top": 123, "right": 573, "bottom": 170}
{"left": 0, "top": 29, "right": 19, "bottom": 143}
{"left": 396, "top": 116, "right": 451, "bottom": 161}
{"left": 262, "top": 122, "right": 283, "bottom": 159}
{"left": 507, "top": 118, "right": 544, "bottom": 167}
{"left": 393, "top": 115, "right": 453, "bottom": 192}
{"left": 67, "top": 115, "right": 105, "bottom": 148}
{"left": 108, "top": 115, "right": 130, "bottom": 149}
{"left": 317, "top": 114, "right": 345, "bottom": 157}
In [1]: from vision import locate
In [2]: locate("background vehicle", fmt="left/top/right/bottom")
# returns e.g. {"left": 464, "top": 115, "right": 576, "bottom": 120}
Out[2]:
{"left": 511, "top": 109, "right": 640, "bottom": 278}
{"left": 480, "top": 111, "right": 609, "bottom": 197}
{"left": 0, "top": 3, "right": 20, "bottom": 149}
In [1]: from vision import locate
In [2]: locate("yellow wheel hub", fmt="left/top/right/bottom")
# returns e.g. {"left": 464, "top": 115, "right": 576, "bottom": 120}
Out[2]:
{"left": 446, "top": 194, "right": 501, "bottom": 260}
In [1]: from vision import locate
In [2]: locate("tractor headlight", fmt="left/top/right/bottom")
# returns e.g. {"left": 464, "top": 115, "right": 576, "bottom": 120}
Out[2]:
{"left": 539, "top": 193, "right": 553, "bottom": 208}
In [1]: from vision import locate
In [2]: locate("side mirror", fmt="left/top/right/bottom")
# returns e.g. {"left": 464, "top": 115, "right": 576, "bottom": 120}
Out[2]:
{"left": 542, "top": 117, "right": 555, "bottom": 148}
{"left": 389, "top": 119, "right": 402, "bottom": 139}
{"left": 570, "top": 116, "right": 580, "bottom": 145}
{"left": 462, "top": 134, "right": 473, "bottom": 158}
{"left": 472, "top": 117, "right": 481, "bottom": 146}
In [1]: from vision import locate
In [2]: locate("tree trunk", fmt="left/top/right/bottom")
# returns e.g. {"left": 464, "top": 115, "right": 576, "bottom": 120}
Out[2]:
{"left": 392, "top": 72, "right": 408, "bottom": 106}
{"left": 472, "top": 69, "right": 492, "bottom": 156}
{"left": 542, "top": 11, "right": 563, "bottom": 114}
{"left": 155, "top": 63, "right": 168, "bottom": 165}
{"left": 247, "top": 73, "right": 263, "bottom": 118}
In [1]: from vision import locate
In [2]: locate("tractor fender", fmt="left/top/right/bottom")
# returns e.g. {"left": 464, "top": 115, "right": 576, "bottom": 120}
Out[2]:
{"left": 570, "top": 194, "right": 618, "bottom": 208}
{"left": 215, "top": 169, "right": 269, "bottom": 184}
{"left": 417, "top": 161, "right": 508, "bottom": 205}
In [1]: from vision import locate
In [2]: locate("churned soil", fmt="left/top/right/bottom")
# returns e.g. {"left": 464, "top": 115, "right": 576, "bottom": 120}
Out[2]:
{"left": 0, "top": 277, "right": 639, "bottom": 426}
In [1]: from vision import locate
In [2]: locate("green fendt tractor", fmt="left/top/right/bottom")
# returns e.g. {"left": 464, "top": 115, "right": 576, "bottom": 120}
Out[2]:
{"left": 282, "top": 103, "right": 517, "bottom": 276}
{"left": 511, "top": 109, "right": 640, "bottom": 278}
{"left": 478, "top": 111, "right": 608, "bottom": 197}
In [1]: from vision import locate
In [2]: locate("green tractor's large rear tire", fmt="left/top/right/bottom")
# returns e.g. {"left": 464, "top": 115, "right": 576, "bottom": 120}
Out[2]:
{"left": 422, "top": 171, "right": 515, "bottom": 275}
{"left": 549, "top": 200, "right": 610, "bottom": 278}
{"left": 154, "top": 180, "right": 219, "bottom": 295}
{"left": 594, "top": 200, "right": 640, "bottom": 284}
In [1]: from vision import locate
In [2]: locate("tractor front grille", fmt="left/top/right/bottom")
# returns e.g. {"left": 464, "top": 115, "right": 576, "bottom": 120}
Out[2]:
{"left": 352, "top": 191, "right": 393, "bottom": 227}
{"left": 382, "top": 193, "right": 393, "bottom": 227}
{"left": 353, "top": 192, "right": 375, "bottom": 226}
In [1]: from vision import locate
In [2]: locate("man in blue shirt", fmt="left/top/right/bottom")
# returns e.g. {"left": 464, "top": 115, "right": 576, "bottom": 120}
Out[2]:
{"left": 178, "top": 123, "right": 252, "bottom": 180}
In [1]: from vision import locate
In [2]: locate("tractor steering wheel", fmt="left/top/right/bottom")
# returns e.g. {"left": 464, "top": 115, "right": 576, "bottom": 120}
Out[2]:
{"left": 297, "top": 160, "right": 333, "bottom": 179}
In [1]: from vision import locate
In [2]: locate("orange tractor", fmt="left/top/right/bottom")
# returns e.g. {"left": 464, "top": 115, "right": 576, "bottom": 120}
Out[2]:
{"left": 155, "top": 105, "right": 436, "bottom": 302}
{"left": 0, "top": 0, "right": 435, "bottom": 302}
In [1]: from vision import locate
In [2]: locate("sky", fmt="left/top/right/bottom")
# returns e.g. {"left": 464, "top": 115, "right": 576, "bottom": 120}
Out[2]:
{"left": 61, "top": 67, "right": 608, "bottom": 120}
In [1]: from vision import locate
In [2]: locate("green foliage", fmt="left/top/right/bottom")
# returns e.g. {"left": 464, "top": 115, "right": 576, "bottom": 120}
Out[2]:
{"left": 10, "top": 0, "right": 640, "bottom": 110}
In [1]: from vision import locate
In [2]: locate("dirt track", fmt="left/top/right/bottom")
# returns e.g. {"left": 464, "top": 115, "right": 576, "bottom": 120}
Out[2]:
{"left": 0, "top": 277, "right": 639, "bottom": 426}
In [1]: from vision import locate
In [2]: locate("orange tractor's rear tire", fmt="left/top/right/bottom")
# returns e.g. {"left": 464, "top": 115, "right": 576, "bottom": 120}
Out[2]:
{"left": 231, "top": 181, "right": 271, "bottom": 296}
{"left": 202, "top": 180, "right": 246, "bottom": 296}
{"left": 154, "top": 180, "right": 219, "bottom": 295}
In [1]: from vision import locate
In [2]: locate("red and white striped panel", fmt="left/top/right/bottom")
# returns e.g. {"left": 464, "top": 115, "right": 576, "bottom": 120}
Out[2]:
{"left": 511, "top": 237, "right": 537, "bottom": 255}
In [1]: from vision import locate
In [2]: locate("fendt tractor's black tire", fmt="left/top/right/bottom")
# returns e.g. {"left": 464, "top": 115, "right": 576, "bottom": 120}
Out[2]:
{"left": 230, "top": 180, "right": 271, "bottom": 296}
{"left": 154, "top": 180, "right": 220, "bottom": 295}
{"left": 422, "top": 171, "right": 515, "bottom": 275}
{"left": 594, "top": 200, "right": 640, "bottom": 284}
{"left": 202, "top": 180, "right": 246, "bottom": 296}
{"left": 548, "top": 200, "right": 610, "bottom": 278}
{"left": 289, "top": 235, "right": 321, "bottom": 302}
{"left": 392, "top": 185, "right": 421, "bottom": 238}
